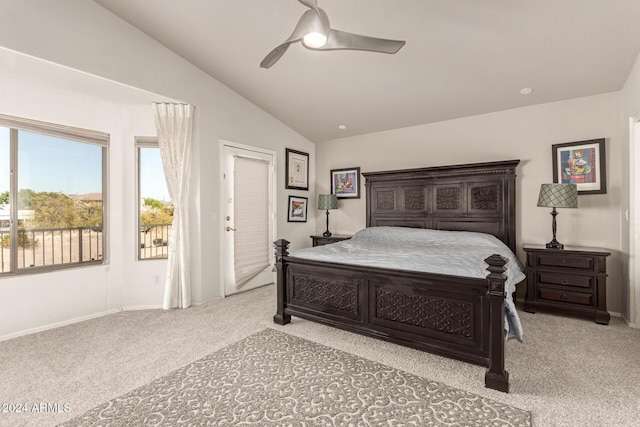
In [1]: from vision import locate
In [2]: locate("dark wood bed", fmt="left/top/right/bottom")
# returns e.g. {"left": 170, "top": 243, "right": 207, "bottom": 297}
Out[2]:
{"left": 273, "top": 160, "right": 520, "bottom": 392}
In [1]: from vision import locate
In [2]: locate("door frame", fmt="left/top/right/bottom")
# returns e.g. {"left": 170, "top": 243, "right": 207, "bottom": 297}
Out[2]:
{"left": 219, "top": 140, "right": 277, "bottom": 298}
{"left": 630, "top": 115, "right": 640, "bottom": 327}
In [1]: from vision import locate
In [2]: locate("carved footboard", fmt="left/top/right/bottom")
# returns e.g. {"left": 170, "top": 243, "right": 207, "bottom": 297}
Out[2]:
{"left": 273, "top": 239, "right": 510, "bottom": 393}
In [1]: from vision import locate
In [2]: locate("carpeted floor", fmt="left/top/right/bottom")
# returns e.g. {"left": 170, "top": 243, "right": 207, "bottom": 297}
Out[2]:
{"left": 59, "top": 329, "right": 531, "bottom": 426}
{"left": 0, "top": 284, "right": 639, "bottom": 426}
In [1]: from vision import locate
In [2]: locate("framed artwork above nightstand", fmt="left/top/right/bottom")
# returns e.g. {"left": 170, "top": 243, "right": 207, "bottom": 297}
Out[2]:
{"left": 523, "top": 244, "right": 610, "bottom": 324}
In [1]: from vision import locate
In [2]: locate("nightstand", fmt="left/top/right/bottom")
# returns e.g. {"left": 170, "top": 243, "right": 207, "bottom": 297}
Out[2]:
{"left": 523, "top": 244, "right": 610, "bottom": 324}
{"left": 311, "top": 234, "right": 352, "bottom": 247}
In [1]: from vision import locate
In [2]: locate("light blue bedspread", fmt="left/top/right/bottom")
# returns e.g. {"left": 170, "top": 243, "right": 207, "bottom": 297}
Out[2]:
{"left": 290, "top": 226, "right": 525, "bottom": 341}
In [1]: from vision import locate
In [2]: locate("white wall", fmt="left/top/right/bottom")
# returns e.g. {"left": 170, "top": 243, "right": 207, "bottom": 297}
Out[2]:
{"left": 316, "top": 93, "right": 624, "bottom": 312}
{"left": 0, "top": 1, "right": 316, "bottom": 339}
{"left": 0, "top": 49, "right": 171, "bottom": 338}
{"left": 621, "top": 51, "right": 640, "bottom": 326}
{"left": 1, "top": 0, "right": 633, "bottom": 336}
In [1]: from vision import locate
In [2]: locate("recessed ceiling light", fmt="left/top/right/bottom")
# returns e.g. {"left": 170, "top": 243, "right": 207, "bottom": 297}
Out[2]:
{"left": 338, "top": 125, "right": 346, "bottom": 130}
{"left": 520, "top": 87, "right": 534, "bottom": 95}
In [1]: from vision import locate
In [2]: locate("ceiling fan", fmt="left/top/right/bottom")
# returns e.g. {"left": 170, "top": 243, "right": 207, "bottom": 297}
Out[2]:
{"left": 260, "top": 0, "right": 406, "bottom": 68}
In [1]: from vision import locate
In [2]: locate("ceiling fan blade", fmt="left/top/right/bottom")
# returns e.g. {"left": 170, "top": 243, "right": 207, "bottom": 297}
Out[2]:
{"left": 260, "top": 8, "right": 328, "bottom": 68}
{"left": 260, "top": 43, "right": 292, "bottom": 69}
{"left": 297, "top": 0, "right": 318, "bottom": 10}
{"left": 313, "top": 29, "right": 406, "bottom": 54}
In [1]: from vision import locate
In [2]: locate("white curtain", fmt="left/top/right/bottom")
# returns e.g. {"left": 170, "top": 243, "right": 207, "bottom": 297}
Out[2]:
{"left": 152, "top": 103, "right": 194, "bottom": 309}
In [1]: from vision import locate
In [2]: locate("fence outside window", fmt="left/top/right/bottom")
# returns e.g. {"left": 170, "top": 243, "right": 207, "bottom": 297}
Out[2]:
{"left": 0, "top": 226, "right": 102, "bottom": 273}
{"left": 0, "top": 222, "right": 173, "bottom": 273}
{"left": 139, "top": 223, "right": 172, "bottom": 260}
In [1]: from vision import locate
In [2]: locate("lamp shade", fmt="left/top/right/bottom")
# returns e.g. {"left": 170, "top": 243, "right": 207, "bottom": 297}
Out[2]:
{"left": 537, "top": 183, "right": 578, "bottom": 208}
{"left": 318, "top": 194, "right": 338, "bottom": 210}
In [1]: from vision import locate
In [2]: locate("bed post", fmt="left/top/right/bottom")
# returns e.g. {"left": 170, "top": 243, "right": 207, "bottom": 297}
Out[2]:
{"left": 273, "top": 239, "right": 291, "bottom": 325}
{"left": 484, "top": 254, "right": 509, "bottom": 393}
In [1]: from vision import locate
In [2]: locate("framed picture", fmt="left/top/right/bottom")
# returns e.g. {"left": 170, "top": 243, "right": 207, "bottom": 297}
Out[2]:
{"left": 331, "top": 167, "right": 361, "bottom": 199}
{"left": 552, "top": 138, "right": 606, "bottom": 194}
{"left": 285, "top": 148, "right": 309, "bottom": 190}
{"left": 287, "top": 195, "right": 308, "bottom": 222}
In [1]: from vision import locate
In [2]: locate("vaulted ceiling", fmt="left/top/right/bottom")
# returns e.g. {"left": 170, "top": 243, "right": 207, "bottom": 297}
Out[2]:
{"left": 94, "top": 0, "right": 640, "bottom": 143}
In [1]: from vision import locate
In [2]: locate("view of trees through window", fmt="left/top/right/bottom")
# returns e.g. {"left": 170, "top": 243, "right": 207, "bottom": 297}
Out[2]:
{"left": 0, "top": 123, "right": 106, "bottom": 274}
{"left": 138, "top": 143, "right": 172, "bottom": 260}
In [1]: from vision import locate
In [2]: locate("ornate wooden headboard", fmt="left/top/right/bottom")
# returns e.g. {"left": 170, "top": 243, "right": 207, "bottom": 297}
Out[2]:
{"left": 363, "top": 160, "right": 520, "bottom": 253}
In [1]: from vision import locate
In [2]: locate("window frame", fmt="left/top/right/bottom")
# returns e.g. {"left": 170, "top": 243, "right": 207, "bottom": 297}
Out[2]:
{"left": 0, "top": 113, "right": 109, "bottom": 276}
{"left": 136, "top": 137, "right": 171, "bottom": 261}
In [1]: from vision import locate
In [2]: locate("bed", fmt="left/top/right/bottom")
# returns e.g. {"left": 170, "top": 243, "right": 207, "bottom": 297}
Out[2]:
{"left": 273, "top": 160, "right": 522, "bottom": 392}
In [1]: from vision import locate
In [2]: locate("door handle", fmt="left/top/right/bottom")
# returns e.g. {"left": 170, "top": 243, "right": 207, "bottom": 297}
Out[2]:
{"left": 226, "top": 226, "right": 236, "bottom": 232}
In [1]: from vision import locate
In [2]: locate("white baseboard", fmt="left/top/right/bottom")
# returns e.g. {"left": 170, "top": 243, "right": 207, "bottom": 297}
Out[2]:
{"left": 1, "top": 302, "right": 204, "bottom": 342}
{"left": 121, "top": 304, "right": 163, "bottom": 311}
{"left": 123, "top": 298, "right": 222, "bottom": 310}
{"left": 515, "top": 300, "right": 631, "bottom": 324}
{"left": 8, "top": 296, "right": 633, "bottom": 343}
{"left": 0, "top": 308, "right": 121, "bottom": 342}
{"left": 619, "top": 313, "right": 639, "bottom": 328}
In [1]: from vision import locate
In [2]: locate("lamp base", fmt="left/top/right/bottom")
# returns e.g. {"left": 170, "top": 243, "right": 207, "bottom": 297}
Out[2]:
{"left": 323, "top": 209, "right": 332, "bottom": 237}
{"left": 545, "top": 239, "right": 564, "bottom": 250}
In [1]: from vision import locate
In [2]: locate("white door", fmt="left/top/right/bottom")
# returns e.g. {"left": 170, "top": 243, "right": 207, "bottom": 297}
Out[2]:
{"left": 222, "top": 143, "right": 276, "bottom": 296}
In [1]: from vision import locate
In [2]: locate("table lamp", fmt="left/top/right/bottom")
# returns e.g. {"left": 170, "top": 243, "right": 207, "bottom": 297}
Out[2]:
{"left": 537, "top": 183, "right": 578, "bottom": 249}
{"left": 318, "top": 194, "right": 338, "bottom": 237}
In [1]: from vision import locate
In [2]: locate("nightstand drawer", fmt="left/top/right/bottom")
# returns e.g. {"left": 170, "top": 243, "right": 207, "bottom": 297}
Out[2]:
{"left": 537, "top": 254, "right": 593, "bottom": 270}
{"left": 313, "top": 237, "right": 336, "bottom": 246}
{"left": 537, "top": 272, "right": 593, "bottom": 289}
{"left": 538, "top": 288, "right": 593, "bottom": 306}
{"left": 311, "top": 234, "right": 352, "bottom": 247}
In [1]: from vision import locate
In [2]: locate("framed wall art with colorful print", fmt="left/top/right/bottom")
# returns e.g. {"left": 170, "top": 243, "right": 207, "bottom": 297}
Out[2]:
{"left": 552, "top": 138, "right": 606, "bottom": 195}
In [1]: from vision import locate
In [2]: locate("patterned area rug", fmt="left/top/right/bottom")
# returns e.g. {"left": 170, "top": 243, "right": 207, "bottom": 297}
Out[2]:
{"left": 60, "top": 328, "right": 531, "bottom": 426}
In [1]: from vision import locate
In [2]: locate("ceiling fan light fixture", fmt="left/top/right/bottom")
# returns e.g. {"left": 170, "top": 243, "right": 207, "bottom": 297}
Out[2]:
{"left": 260, "top": 0, "right": 406, "bottom": 68}
{"left": 302, "top": 31, "right": 327, "bottom": 48}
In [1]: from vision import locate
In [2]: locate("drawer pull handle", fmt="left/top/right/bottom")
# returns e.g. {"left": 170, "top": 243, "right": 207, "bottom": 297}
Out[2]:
{"left": 560, "top": 279, "right": 569, "bottom": 285}
{"left": 561, "top": 294, "right": 568, "bottom": 301}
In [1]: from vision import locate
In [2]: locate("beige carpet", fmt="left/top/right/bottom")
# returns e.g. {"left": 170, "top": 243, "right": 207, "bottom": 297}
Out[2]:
{"left": 59, "top": 328, "right": 531, "bottom": 426}
{"left": 1, "top": 284, "right": 639, "bottom": 426}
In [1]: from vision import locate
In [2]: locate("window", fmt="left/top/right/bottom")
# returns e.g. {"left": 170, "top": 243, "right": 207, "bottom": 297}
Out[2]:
{"left": 0, "top": 114, "right": 108, "bottom": 275}
{"left": 0, "top": 127, "right": 10, "bottom": 273}
{"left": 136, "top": 138, "right": 172, "bottom": 260}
